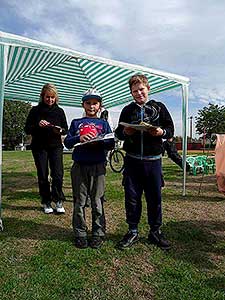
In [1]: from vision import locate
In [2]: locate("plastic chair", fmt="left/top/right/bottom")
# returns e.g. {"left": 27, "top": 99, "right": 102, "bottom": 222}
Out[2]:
{"left": 194, "top": 156, "right": 205, "bottom": 175}
{"left": 186, "top": 156, "right": 197, "bottom": 175}
{"left": 197, "top": 155, "right": 208, "bottom": 174}
{"left": 205, "top": 156, "right": 215, "bottom": 174}
{"left": 186, "top": 156, "right": 205, "bottom": 176}
{"left": 197, "top": 155, "right": 215, "bottom": 174}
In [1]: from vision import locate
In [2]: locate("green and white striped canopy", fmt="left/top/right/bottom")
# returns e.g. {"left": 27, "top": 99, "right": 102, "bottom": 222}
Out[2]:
{"left": 0, "top": 30, "right": 190, "bottom": 205}
{"left": 0, "top": 31, "right": 189, "bottom": 108}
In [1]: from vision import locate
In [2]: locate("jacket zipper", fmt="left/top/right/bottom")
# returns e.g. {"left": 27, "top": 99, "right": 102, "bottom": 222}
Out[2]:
{"left": 140, "top": 106, "right": 144, "bottom": 159}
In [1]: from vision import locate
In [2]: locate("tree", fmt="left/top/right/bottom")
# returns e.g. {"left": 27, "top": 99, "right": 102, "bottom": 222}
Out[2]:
{"left": 3, "top": 100, "right": 32, "bottom": 150}
{"left": 195, "top": 103, "right": 225, "bottom": 139}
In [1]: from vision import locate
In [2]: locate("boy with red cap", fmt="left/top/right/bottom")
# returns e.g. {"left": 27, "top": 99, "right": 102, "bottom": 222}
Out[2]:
{"left": 64, "top": 88, "right": 114, "bottom": 249}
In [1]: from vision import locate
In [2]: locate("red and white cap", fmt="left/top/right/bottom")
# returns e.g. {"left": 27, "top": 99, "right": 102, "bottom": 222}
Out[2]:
{"left": 82, "top": 88, "right": 102, "bottom": 102}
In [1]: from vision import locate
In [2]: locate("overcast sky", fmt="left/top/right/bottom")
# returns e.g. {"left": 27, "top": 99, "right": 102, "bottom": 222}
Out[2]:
{"left": 1, "top": 0, "right": 225, "bottom": 137}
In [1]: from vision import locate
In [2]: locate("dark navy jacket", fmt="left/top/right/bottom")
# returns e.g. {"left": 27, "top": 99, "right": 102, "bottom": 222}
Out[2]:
{"left": 64, "top": 117, "right": 115, "bottom": 164}
{"left": 115, "top": 99, "right": 174, "bottom": 157}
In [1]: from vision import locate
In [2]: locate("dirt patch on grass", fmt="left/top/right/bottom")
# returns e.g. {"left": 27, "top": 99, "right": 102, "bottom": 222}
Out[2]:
{"left": 102, "top": 254, "right": 154, "bottom": 299}
{"left": 15, "top": 238, "right": 40, "bottom": 256}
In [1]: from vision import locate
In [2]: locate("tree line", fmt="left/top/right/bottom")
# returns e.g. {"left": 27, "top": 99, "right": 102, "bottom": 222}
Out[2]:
{"left": 3, "top": 100, "right": 31, "bottom": 150}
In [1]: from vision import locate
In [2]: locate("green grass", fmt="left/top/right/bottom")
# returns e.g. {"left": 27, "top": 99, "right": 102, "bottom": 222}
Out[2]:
{"left": 0, "top": 151, "right": 225, "bottom": 300}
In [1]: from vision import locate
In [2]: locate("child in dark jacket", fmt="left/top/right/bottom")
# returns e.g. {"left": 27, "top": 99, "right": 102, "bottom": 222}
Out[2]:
{"left": 64, "top": 88, "right": 114, "bottom": 249}
{"left": 115, "top": 74, "right": 174, "bottom": 250}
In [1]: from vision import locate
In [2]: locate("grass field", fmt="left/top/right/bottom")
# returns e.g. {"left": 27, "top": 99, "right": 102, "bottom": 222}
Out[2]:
{"left": 0, "top": 151, "right": 224, "bottom": 300}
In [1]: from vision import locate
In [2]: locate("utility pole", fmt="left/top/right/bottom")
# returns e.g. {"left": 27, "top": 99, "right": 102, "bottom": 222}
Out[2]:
{"left": 203, "top": 127, "right": 206, "bottom": 154}
{"left": 188, "top": 116, "right": 193, "bottom": 142}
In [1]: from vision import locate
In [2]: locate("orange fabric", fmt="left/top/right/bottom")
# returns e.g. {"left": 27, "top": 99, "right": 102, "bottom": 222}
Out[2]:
{"left": 215, "top": 134, "right": 225, "bottom": 194}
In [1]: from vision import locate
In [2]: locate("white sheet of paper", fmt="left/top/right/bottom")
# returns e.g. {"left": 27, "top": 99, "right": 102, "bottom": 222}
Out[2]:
{"left": 74, "top": 133, "right": 114, "bottom": 147}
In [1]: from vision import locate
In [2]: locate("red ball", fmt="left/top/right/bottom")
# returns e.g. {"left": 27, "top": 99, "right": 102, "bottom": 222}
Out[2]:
{"left": 80, "top": 124, "right": 98, "bottom": 137}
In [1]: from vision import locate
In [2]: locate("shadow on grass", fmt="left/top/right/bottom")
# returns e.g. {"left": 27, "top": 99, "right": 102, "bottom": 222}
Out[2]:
{"left": 163, "top": 166, "right": 183, "bottom": 179}
{"left": 164, "top": 173, "right": 223, "bottom": 199}
{"left": 205, "top": 275, "right": 225, "bottom": 293}
{"left": 3, "top": 203, "right": 41, "bottom": 211}
{"left": 1, "top": 217, "right": 74, "bottom": 242}
{"left": 1, "top": 216, "right": 122, "bottom": 250}
{"left": 2, "top": 172, "right": 37, "bottom": 192}
{"left": 2, "top": 171, "right": 36, "bottom": 179}
{"left": 3, "top": 194, "right": 73, "bottom": 205}
{"left": 2, "top": 175, "right": 73, "bottom": 202}
{"left": 3, "top": 191, "right": 39, "bottom": 202}
{"left": 163, "top": 220, "right": 225, "bottom": 270}
{"left": 164, "top": 187, "right": 225, "bottom": 202}
{"left": 183, "top": 194, "right": 225, "bottom": 202}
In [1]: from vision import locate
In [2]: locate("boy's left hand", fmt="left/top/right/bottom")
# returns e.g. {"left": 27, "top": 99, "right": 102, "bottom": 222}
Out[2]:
{"left": 148, "top": 127, "right": 164, "bottom": 136}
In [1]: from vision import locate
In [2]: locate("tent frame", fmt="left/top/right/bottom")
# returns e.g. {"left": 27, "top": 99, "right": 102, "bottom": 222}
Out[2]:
{"left": 0, "top": 31, "right": 190, "bottom": 230}
{"left": 0, "top": 44, "right": 8, "bottom": 230}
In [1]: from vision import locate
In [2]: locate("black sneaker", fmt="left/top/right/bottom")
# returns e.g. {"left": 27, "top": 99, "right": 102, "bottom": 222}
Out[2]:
{"left": 148, "top": 230, "right": 171, "bottom": 250}
{"left": 117, "top": 231, "right": 139, "bottom": 249}
{"left": 89, "top": 236, "right": 104, "bottom": 249}
{"left": 75, "top": 237, "right": 88, "bottom": 249}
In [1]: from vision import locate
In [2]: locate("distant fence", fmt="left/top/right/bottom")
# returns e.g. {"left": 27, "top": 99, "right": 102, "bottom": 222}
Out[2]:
{"left": 176, "top": 142, "right": 205, "bottom": 151}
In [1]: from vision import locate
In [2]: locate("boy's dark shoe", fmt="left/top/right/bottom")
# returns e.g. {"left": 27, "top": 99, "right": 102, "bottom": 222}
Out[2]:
{"left": 148, "top": 230, "right": 171, "bottom": 250}
{"left": 89, "top": 236, "right": 104, "bottom": 249}
{"left": 117, "top": 231, "right": 139, "bottom": 250}
{"left": 75, "top": 237, "right": 88, "bottom": 249}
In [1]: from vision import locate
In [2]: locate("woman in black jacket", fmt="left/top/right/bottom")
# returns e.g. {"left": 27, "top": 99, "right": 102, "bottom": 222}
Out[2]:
{"left": 25, "top": 83, "right": 68, "bottom": 214}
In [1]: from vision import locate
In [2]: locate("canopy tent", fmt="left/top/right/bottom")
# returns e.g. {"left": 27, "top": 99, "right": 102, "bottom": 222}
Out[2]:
{"left": 0, "top": 30, "right": 190, "bottom": 229}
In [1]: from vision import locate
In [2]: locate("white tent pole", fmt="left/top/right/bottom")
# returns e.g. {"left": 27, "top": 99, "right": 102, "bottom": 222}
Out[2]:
{"left": 181, "top": 84, "right": 189, "bottom": 196}
{"left": 0, "top": 44, "right": 8, "bottom": 230}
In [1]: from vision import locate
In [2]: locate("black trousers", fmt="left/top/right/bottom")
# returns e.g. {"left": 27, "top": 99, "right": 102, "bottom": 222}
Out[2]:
{"left": 32, "top": 147, "right": 65, "bottom": 204}
{"left": 163, "top": 140, "right": 183, "bottom": 168}
{"left": 123, "top": 156, "right": 163, "bottom": 232}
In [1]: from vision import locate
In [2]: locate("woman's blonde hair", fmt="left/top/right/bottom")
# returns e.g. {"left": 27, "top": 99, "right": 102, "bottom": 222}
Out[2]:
{"left": 39, "top": 83, "right": 59, "bottom": 103}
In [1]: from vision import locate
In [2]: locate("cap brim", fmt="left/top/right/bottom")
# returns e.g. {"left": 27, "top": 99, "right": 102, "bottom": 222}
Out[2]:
{"left": 82, "top": 95, "right": 102, "bottom": 102}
